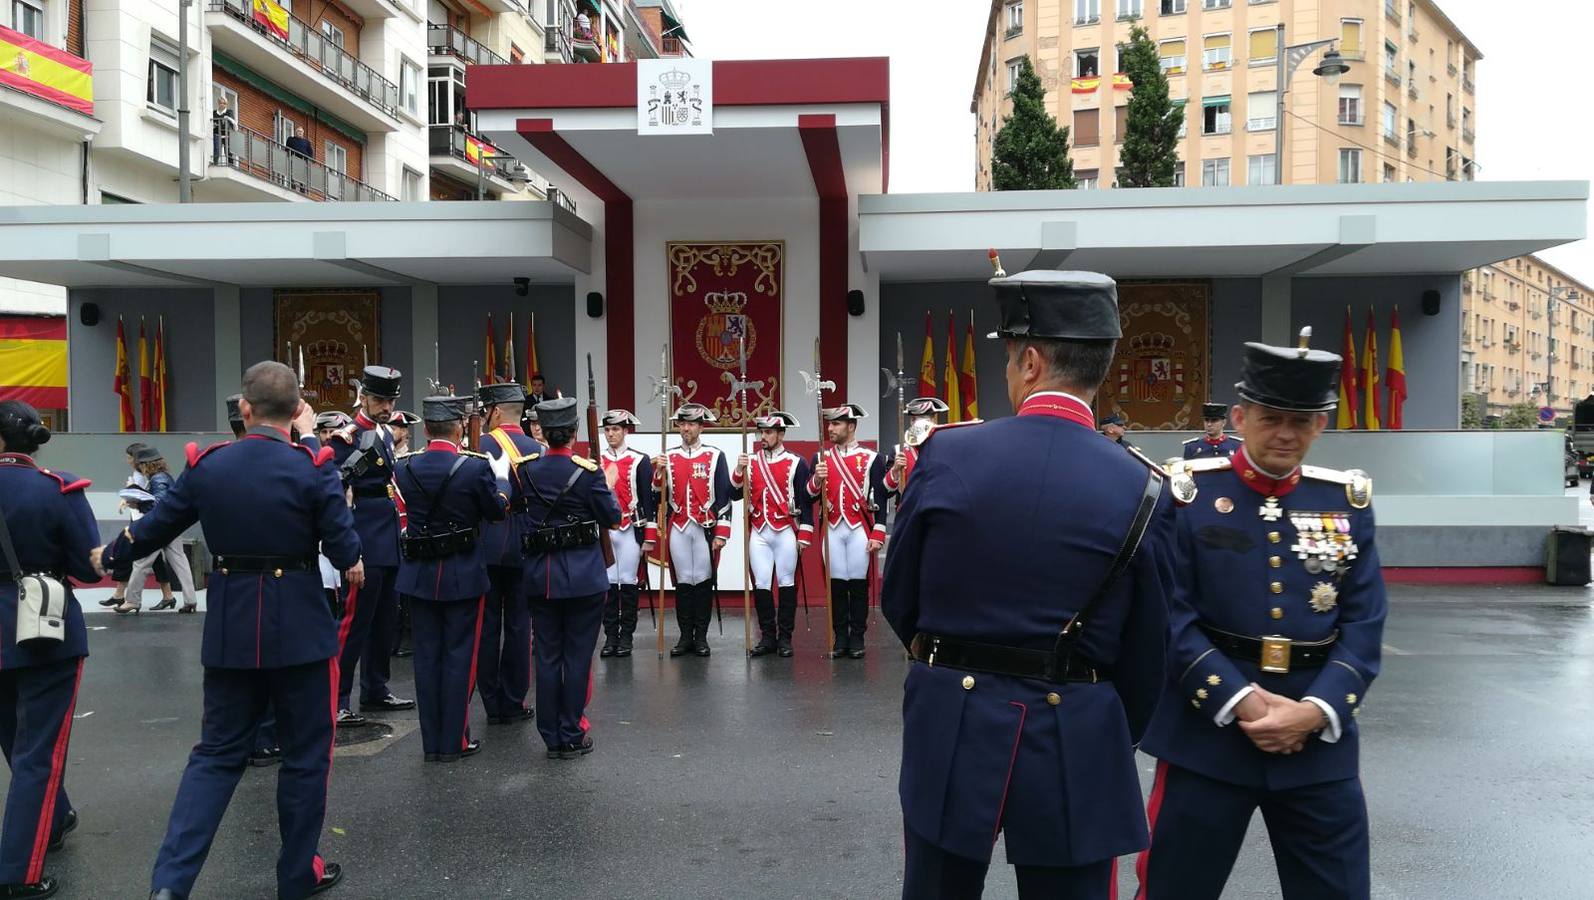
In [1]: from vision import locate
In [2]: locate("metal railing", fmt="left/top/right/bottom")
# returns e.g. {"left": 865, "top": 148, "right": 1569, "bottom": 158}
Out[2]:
{"left": 428, "top": 24, "right": 508, "bottom": 67}
{"left": 1462, "top": 126, "right": 1475, "bottom": 144}
{"left": 209, "top": 0, "right": 400, "bottom": 119}
{"left": 544, "top": 17, "right": 573, "bottom": 61}
{"left": 213, "top": 122, "right": 395, "bottom": 201}
{"left": 1462, "top": 75, "right": 1474, "bottom": 94}
{"left": 428, "top": 123, "right": 507, "bottom": 166}
{"left": 660, "top": 36, "right": 686, "bottom": 56}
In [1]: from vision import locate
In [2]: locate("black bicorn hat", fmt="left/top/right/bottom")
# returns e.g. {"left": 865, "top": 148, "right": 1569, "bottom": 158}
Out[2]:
{"left": 1201, "top": 402, "right": 1228, "bottom": 420}
{"left": 536, "top": 396, "right": 580, "bottom": 430}
{"left": 904, "top": 396, "right": 950, "bottom": 417}
{"left": 360, "top": 366, "right": 402, "bottom": 399}
{"left": 421, "top": 396, "right": 469, "bottom": 423}
{"left": 477, "top": 382, "right": 526, "bottom": 406}
{"left": 753, "top": 410, "right": 798, "bottom": 430}
{"left": 821, "top": 403, "right": 868, "bottom": 422}
{"left": 225, "top": 393, "right": 243, "bottom": 425}
{"left": 988, "top": 270, "right": 1122, "bottom": 341}
{"left": 671, "top": 403, "right": 717, "bottom": 424}
{"left": 1235, "top": 330, "right": 1343, "bottom": 414}
{"left": 601, "top": 409, "right": 642, "bottom": 428}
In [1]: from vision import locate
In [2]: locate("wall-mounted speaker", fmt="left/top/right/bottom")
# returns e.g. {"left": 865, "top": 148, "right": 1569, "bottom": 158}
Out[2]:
{"left": 79, "top": 302, "right": 100, "bottom": 327}
{"left": 1422, "top": 289, "right": 1441, "bottom": 317}
{"left": 846, "top": 289, "right": 865, "bottom": 317}
{"left": 586, "top": 291, "right": 604, "bottom": 319}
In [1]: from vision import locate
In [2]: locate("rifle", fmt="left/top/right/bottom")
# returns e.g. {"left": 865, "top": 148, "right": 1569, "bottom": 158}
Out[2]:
{"left": 800, "top": 337, "right": 836, "bottom": 657}
{"left": 466, "top": 359, "right": 484, "bottom": 450}
{"left": 586, "top": 353, "right": 616, "bottom": 567}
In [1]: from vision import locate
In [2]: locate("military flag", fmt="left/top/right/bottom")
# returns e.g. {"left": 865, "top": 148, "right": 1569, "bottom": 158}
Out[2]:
{"left": 138, "top": 318, "right": 153, "bottom": 430}
{"left": 525, "top": 312, "right": 540, "bottom": 387}
{"left": 113, "top": 317, "right": 136, "bottom": 432}
{"left": 943, "top": 310, "right": 961, "bottom": 423}
{"left": 960, "top": 310, "right": 978, "bottom": 420}
{"left": 484, "top": 313, "right": 498, "bottom": 384}
{"left": 152, "top": 316, "right": 168, "bottom": 431}
{"left": 1362, "top": 307, "right": 1381, "bottom": 430}
{"left": 918, "top": 311, "right": 936, "bottom": 401}
{"left": 1386, "top": 306, "right": 1406, "bottom": 430}
{"left": 1337, "top": 306, "right": 1359, "bottom": 429}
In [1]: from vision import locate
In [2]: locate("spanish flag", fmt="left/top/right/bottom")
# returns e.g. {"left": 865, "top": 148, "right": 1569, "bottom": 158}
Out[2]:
{"left": 1386, "top": 306, "right": 1406, "bottom": 430}
{"left": 153, "top": 316, "right": 168, "bottom": 431}
{"left": 251, "top": 0, "right": 290, "bottom": 40}
{"left": 0, "top": 316, "right": 67, "bottom": 410}
{"left": 0, "top": 24, "right": 92, "bottom": 115}
{"left": 918, "top": 311, "right": 936, "bottom": 401}
{"left": 484, "top": 313, "right": 497, "bottom": 385}
{"left": 113, "top": 317, "right": 135, "bottom": 432}
{"left": 1111, "top": 72, "right": 1133, "bottom": 90}
{"left": 525, "top": 312, "right": 540, "bottom": 387}
{"left": 1070, "top": 76, "right": 1102, "bottom": 94}
{"left": 1362, "top": 308, "right": 1381, "bottom": 431}
{"left": 138, "top": 319, "right": 153, "bottom": 431}
{"left": 1336, "top": 306, "right": 1359, "bottom": 429}
{"left": 943, "top": 311, "right": 961, "bottom": 423}
{"left": 959, "top": 311, "right": 978, "bottom": 421}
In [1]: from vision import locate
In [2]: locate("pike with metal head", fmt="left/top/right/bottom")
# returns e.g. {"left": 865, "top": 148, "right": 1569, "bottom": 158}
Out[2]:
{"left": 880, "top": 331, "right": 917, "bottom": 456}
{"left": 734, "top": 330, "right": 764, "bottom": 654}
{"left": 800, "top": 337, "right": 836, "bottom": 657}
{"left": 648, "top": 344, "right": 683, "bottom": 657}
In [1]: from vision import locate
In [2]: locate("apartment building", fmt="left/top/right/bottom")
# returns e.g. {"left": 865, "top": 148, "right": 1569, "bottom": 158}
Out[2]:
{"left": 1462, "top": 256, "right": 1594, "bottom": 420}
{"left": 973, "top": 0, "right": 1481, "bottom": 189}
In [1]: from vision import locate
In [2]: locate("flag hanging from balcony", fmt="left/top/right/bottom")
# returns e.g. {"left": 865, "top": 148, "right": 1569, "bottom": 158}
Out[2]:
{"left": 1362, "top": 307, "right": 1382, "bottom": 430}
{"left": 0, "top": 24, "right": 92, "bottom": 115}
{"left": 153, "top": 316, "right": 168, "bottom": 431}
{"left": 251, "top": 0, "right": 290, "bottom": 41}
{"left": 114, "top": 317, "right": 135, "bottom": 432}
{"left": 918, "top": 311, "right": 936, "bottom": 401}
{"left": 0, "top": 316, "right": 67, "bottom": 410}
{"left": 1337, "top": 306, "right": 1359, "bottom": 429}
{"left": 138, "top": 318, "right": 153, "bottom": 431}
{"left": 483, "top": 313, "right": 497, "bottom": 386}
{"left": 525, "top": 312, "right": 540, "bottom": 387}
{"left": 1111, "top": 72, "right": 1133, "bottom": 90}
{"left": 1070, "top": 77, "right": 1102, "bottom": 94}
{"left": 960, "top": 311, "right": 978, "bottom": 421}
{"left": 1386, "top": 306, "right": 1406, "bottom": 430}
{"left": 465, "top": 135, "right": 495, "bottom": 168}
{"left": 943, "top": 311, "right": 961, "bottom": 423}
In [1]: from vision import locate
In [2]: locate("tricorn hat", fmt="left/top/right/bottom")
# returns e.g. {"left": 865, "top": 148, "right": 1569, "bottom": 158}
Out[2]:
{"left": 1235, "top": 330, "right": 1342, "bottom": 414}
{"left": 359, "top": 366, "right": 402, "bottom": 399}
{"left": 315, "top": 411, "right": 351, "bottom": 430}
{"left": 904, "top": 396, "right": 950, "bottom": 417}
{"left": 536, "top": 397, "right": 580, "bottom": 430}
{"left": 821, "top": 403, "right": 868, "bottom": 422}
{"left": 754, "top": 411, "right": 798, "bottom": 430}
{"left": 601, "top": 409, "right": 642, "bottom": 429}
{"left": 671, "top": 403, "right": 717, "bottom": 424}
{"left": 988, "top": 270, "right": 1122, "bottom": 341}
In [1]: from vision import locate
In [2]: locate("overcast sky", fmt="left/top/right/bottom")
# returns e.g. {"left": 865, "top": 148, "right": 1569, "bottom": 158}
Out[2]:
{"left": 677, "top": 0, "right": 1593, "bottom": 280}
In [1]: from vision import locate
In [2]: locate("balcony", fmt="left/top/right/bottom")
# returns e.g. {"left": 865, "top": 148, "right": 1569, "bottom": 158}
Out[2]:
{"left": 1407, "top": 84, "right": 1418, "bottom": 100}
{"left": 544, "top": 16, "right": 573, "bottom": 62}
{"left": 660, "top": 36, "right": 687, "bottom": 57}
{"left": 1462, "top": 279, "right": 1472, "bottom": 293}
{"left": 429, "top": 124, "right": 521, "bottom": 196}
{"left": 205, "top": 122, "right": 395, "bottom": 202}
{"left": 1339, "top": 112, "right": 1364, "bottom": 126}
{"left": 1384, "top": 70, "right": 1401, "bottom": 88}
{"left": 429, "top": 24, "right": 508, "bottom": 67}
{"left": 1383, "top": 131, "right": 1400, "bottom": 148}
{"left": 1463, "top": 75, "right": 1474, "bottom": 94}
{"left": 1075, "top": 16, "right": 1100, "bottom": 25}
{"left": 1462, "top": 126, "right": 1475, "bottom": 144}
{"left": 1004, "top": 25, "right": 1023, "bottom": 40}
{"left": 0, "top": 26, "right": 103, "bottom": 142}
{"left": 206, "top": 0, "right": 401, "bottom": 132}
{"left": 1447, "top": 62, "right": 1457, "bottom": 77}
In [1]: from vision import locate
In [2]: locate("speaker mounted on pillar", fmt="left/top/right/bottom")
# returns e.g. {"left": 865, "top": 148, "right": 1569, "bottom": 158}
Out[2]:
{"left": 846, "top": 289, "right": 865, "bottom": 317}
{"left": 587, "top": 291, "right": 604, "bottom": 319}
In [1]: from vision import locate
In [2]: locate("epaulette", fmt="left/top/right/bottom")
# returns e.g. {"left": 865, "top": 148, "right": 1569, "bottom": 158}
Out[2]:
{"left": 1185, "top": 457, "right": 1234, "bottom": 474}
{"left": 460, "top": 450, "right": 489, "bottom": 460}
{"left": 37, "top": 468, "right": 91, "bottom": 494}
{"left": 1301, "top": 465, "right": 1372, "bottom": 509}
{"left": 918, "top": 419, "right": 982, "bottom": 448}
{"left": 1181, "top": 436, "right": 1199, "bottom": 445}
{"left": 185, "top": 440, "right": 231, "bottom": 468}
{"left": 293, "top": 443, "right": 334, "bottom": 467}
{"left": 1161, "top": 456, "right": 1231, "bottom": 506}
{"left": 573, "top": 456, "right": 599, "bottom": 472}
{"left": 395, "top": 450, "right": 423, "bottom": 461}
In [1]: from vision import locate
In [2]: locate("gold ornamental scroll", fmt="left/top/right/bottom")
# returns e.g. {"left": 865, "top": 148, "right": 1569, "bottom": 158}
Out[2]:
{"left": 274, "top": 290, "right": 381, "bottom": 414}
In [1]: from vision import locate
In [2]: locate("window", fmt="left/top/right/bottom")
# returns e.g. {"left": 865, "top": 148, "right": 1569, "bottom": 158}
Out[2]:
{"left": 1076, "top": 169, "right": 1100, "bottom": 189}
{"left": 1338, "top": 148, "right": 1362, "bottom": 183}
{"left": 1172, "top": 163, "right": 1186, "bottom": 186}
{"left": 1116, "top": 0, "right": 1142, "bottom": 19}
{"left": 1201, "top": 157, "right": 1230, "bottom": 186}
{"left": 1006, "top": 0, "right": 1024, "bottom": 33}
{"left": 1074, "top": 0, "right": 1099, "bottom": 24}
{"left": 1381, "top": 101, "right": 1397, "bottom": 139}
{"left": 1247, "top": 153, "right": 1276, "bottom": 186}
{"left": 1172, "top": 99, "right": 1187, "bottom": 137}
{"left": 101, "top": 191, "right": 138, "bottom": 204}
{"left": 1006, "top": 58, "right": 1024, "bottom": 93}
{"left": 1340, "top": 19, "right": 1362, "bottom": 57}
{"left": 324, "top": 141, "right": 347, "bottom": 174}
{"left": 1072, "top": 109, "right": 1100, "bottom": 146}
{"left": 1201, "top": 96, "right": 1231, "bottom": 135}
{"left": 1159, "top": 39, "right": 1186, "bottom": 75}
{"left": 1160, "top": 0, "right": 1185, "bottom": 12}
{"left": 1114, "top": 105, "right": 1127, "bottom": 138}
{"left": 1247, "top": 90, "right": 1275, "bottom": 130}
{"left": 11, "top": 0, "right": 43, "bottom": 38}
{"left": 1338, "top": 84, "right": 1362, "bottom": 124}
{"left": 402, "top": 167, "right": 424, "bottom": 202}
{"left": 1384, "top": 41, "right": 1398, "bottom": 79}
{"left": 273, "top": 111, "right": 294, "bottom": 146}
{"left": 1247, "top": 28, "right": 1277, "bottom": 64}
{"left": 1202, "top": 34, "right": 1230, "bottom": 71}
{"left": 1076, "top": 49, "right": 1099, "bottom": 78}
{"left": 147, "top": 36, "right": 180, "bottom": 115}
{"left": 509, "top": 43, "right": 523, "bottom": 63}
{"left": 1383, "top": 163, "right": 1397, "bottom": 182}
{"left": 401, "top": 59, "right": 422, "bottom": 117}
{"left": 319, "top": 20, "right": 345, "bottom": 48}
{"left": 1202, "top": 0, "right": 1230, "bottom": 8}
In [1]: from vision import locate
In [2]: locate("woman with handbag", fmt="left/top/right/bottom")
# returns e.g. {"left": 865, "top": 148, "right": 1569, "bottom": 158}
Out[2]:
{"left": 102, "top": 443, "right": 177, "bottom": 610}
{"left": 114, "top": 447, "right": 198, "bottom": 614}
{"left": 0, "top": 400, "right": 99, "bottom": 899}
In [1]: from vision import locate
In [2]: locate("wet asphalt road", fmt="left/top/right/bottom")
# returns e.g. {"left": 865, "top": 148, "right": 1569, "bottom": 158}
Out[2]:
{"left": 12, "top": 583, "right": 1594, "bottom": 899}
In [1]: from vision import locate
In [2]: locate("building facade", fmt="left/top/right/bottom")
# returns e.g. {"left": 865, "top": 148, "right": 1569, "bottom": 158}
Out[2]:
{"left": 1462, "top": 255, "right": 1594, "bottom": 420}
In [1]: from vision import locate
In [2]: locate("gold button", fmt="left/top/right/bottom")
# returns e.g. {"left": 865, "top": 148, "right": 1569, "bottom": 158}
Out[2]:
{"left": 961, "top": 675, "right": 975, "bottom": 691}
{"left": 1190, "top": 699, "right": 1202, "bottom": 709}
{"left": 1268, "top": 531, "right": 1281, "bottom": 543}
{"left": 1269, "top": 556, "right": 1281, "bottom": 568}
{"left": 1195, "top": 688, "right": 1208, "bottom": 700}
{"left": 1046, "top": 692, "right": 1061, "bottom": 706}
{"left": 1346, "top": 693, "right": 1358, "bottom": 705}
{"left": 273, "top": 568, "right": 284, "bottom": 578}
{"left": 220, "top": 568, "right": 229, "bottom": 576}
{"left": 1271, "top": 607, "right": 1284, "bottom": 619}
{"left": 1270, "top": 582, "right": 1283, "bottom": 594}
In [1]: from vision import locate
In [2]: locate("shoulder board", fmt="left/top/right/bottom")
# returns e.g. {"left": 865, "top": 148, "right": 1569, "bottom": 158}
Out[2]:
{"left": 460, "top": 450, "right": 490, "bottom": 460}
{"left": 573, "top": 456, "right": 599, "bottom": 472}
{"left": 1231, "top": 435, "right": 1245, "bottom": 442}
{"left": 1123, "top": 445, "right": 1169, "bottom": 480}
{"left": 37, "top": 468, "right": 91, "bottom": 494}
{"left": 1181, "top": 436, "right": 1200, "bottom": 444}
{"left": 918, "top": 419, "right": 983, "bottom": 448}
{"left": 1301, "top": 465, "right": 1372, "bottom": 509}
{"left": 186, "top": 440, "right": 231, "bottom": 468}
{"left": 294, "top": 443, "right": 334, "bottom": 467}
{"left": 395, "top": 450, "right": 423, "bottom": 461}
{"left": 1186, "top": 457, "right": 1234, "bottom": 475}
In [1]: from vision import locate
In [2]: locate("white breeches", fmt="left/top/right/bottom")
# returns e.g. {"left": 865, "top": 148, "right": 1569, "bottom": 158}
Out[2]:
{"left": 669, "top": 525, "right": 713, "bottom": 585}
{"left": 825, "top": 523, "right": 870, "bottom": 580}
{"left": 126, "top": 540, "right": 196, "bottom": 605}
{"left": 748, "top": 525, "right": 798, "bottom": 589}
{"left": 607, "top": 523, "right": 642, "bottom": 586}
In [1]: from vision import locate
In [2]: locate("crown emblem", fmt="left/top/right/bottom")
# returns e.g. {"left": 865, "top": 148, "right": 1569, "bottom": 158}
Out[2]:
{"left": 658, "top": 67, "right": 692, "bottom": 89}
{"left": 704, "top": 291, "right": 748, "bottom": 314}
{"left": 305, "top": 339, "right": 349, "bottom": 361}
{"left": 1130, "top": 332, "right": 1175, "bottom": 354}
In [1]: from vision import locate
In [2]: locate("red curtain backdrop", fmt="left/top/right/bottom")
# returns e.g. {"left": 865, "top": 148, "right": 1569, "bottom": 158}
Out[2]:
{"left": 667, "top": 241, "right": 783, "bottom": 429}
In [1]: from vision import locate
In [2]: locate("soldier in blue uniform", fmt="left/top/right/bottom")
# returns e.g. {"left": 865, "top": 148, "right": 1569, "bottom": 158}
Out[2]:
{"left": 94, "top": 361, "right": 362, "bottom": 900}
{"left": 512, "top": 398, "right": 621, "bottom": 759}
{"left": 1181, "top": 402, "right": 1244, "bottom": 460}
{"left": 1135, "top": 334, "right": 1385, "bottom": 900}
{"left": 474, "top": 382, "right": 542, "bottom": 724}
{"left": 882, "top": 270, "right": 1177, "bottom": 899}
{"left": 395, "top": 397, "right": 507, "bottom": 762}
{"left": 0, "top": 401, "right": 97, "bottom": 900}
{"left": 327, "top": 365, "right": 414, "bottom": 726}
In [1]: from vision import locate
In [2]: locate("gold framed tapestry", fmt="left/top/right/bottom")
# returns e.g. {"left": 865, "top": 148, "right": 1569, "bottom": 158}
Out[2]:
{"left": 1099, "top": 282, "right": 1211, "bottom": 430}
{"left": 667, "top": 241, "right": 783, "bottom": 430}
{"left": 274, "top": 290, "right": 380, "bottom": 413}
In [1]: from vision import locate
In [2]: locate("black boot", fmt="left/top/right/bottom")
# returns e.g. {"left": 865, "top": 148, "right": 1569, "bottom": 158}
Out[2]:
{"left": 749, "top": 589, "right": 777, "bottom": 656}
{"left": 847, "top": 579, "right": 870, "bottom": 658}
{"left": 670, "top": 583, "right": 695, "bottom": 658}
{"left": 776, "top": 585, "right": 797, "bottom": 657}
{"left": 828, "top": 579, "right": 850, "bottom": 658}
{"left": 617, "top": 584, "right": 640, "bottom": 657}
{"left": 600, "top": 586, "right": 621, "bottom": 658}
{"left": 692, "top": 583, "right": 712, "bottom": 657}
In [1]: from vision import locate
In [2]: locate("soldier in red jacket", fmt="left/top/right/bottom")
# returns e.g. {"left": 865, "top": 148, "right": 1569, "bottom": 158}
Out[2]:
{"left": 731, "top": 411, "right": 813, "bottom": 657}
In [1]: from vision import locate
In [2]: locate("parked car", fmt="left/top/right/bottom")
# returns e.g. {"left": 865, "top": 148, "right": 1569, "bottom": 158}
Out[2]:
{"left": 1567, "top": 446, "right": 1581, "bottom": 488}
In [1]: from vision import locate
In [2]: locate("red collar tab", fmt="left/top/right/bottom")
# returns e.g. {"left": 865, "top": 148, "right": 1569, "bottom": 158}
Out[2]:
{"left": 426, "top": 440, "right": 458, "bottom": 453}
{"left": 0, "top": 453, "right": 37, "bottom": 468}
{"left": 1205, "top": 435, "right": 1227, "bottom": 445}
{"left": 1017, "top": 392, "right": 1096, "bottom": 430}
{"left": 354, "top": 412, "right": 378, "bottom": 429}
{"left": 1231, "top": 448, "right": 1301, "bottom": 498}
{"left": 546, "top": 447, "right": 574, "bottom": 457}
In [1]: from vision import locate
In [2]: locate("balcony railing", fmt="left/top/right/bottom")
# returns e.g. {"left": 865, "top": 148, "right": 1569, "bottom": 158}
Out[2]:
{"left": 429, "top": 123, "right": 508, "bottom": 168}
{"left": 1463, "top": 75, "right": 1474, "bottom": 94}
{"left": 544, "top": 15, "right": 572, "bottom": 62}
{"left": 213, "top": 122, "right": 395, "bottom": 201}
{"left": 1447, "top": 62, "right": 1457, "bottom": 77}
{"left": 1384, "top": 70, "right": 1401, "bottom": 87}
{"left": 660, "top": 36, "right": 686, "bottom": 56}
{"left": 209, "top": 0, "right": 399, "bottom": 119}
{"left": 1462, "top": 126, "right": 1475, "bottom": 144}
{"left": 428, "top": 24, "right": 507, "bottom": 67}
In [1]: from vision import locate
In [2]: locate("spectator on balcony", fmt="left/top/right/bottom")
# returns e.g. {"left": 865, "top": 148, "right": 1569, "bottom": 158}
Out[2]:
{"left": 575, "top": 9, "right": 593, "bottom": 40}
{"left": 286, "top": 125, "right": 314, "bottom": 160}
{"left": 211, "top": 95, "right": 237, "bottom": 165}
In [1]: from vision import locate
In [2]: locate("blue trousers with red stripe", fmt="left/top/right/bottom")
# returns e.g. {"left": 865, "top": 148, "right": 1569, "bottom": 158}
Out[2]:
{"left": 336, "top": 564, "right": 395, "bottom": 710}
{"left": 409, "top": 596, "right": 484, "bottom": 757}
{"left": 1135, "top": 761, "right": 1369, "bottom": 900}
{"left": 151, "top": 660, "right": 336, "bottom": 900}
{"left": 902, "top": 822, "right": 1113, "bottom": 900}
{"left": 476, "top": 566, "right": 531, "bottom": 719}
{"left": 0, "top": 658, "right": 82, "bottom": 886}
{"left": 528, "top": 593, "right": 603, "bottom": 751}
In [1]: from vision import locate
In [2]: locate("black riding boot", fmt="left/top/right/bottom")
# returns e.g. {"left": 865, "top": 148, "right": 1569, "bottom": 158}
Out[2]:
{"left": 776, "top": 585, "right": 798, "bottom": 657}
{"left": 670, "top": 583, "right": 695, "bottom": 658}
{"left": 600, "top": 586, "right": 621, "bottom": 658}
{"left": 828, "top": 579, "right": 850, "bottom": 658}
{"left": 617, "top": 584, "right": 640, "bottom": 657}
{"left": 692, "top": 583, "right": 712, "bottom": 657}
{"left": 749, "top": 589, "right": 777, "bottom": 656}
{"left": 847, "top": 579, "right": 870, "bottom": 658}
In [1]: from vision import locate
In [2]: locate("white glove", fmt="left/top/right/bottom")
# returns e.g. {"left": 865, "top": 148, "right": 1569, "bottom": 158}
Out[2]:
{"left": 488, "top": 449, "right": 512, "bottom": 484}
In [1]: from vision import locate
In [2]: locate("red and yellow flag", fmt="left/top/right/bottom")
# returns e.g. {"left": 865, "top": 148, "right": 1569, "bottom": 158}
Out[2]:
{"left": 959, "top": 311, "right": 978, "bottom": 421}
{"left": 918, "top": 311, "right": 936, "bottom": 401}
{"left": 484, "top": 313, "right": 498, "bottom": 385}
{"left": 251, "top": 0, "right": 290, "bottom": 40}
{"left": 0, "top": 316, "right": 67, "bottom": 409}
{"left": 504, "top": 311, "right": 516, "bottom": 383}
{"left": 1386, "top": 306, "right": 1406, "bottom": 430}
{"left": 1337, "top": 306, "right": 1359, "bottom": 429}
{"left": 1362, "top": 308, "right": 1381, "bottom": 431}
{"left": 525, "top": 312, "right": 540, "bottom": 386}
{"left": 1111, "top": 72, "right": 1133, "bottom": 90}
{"left": 138, "top": 318, "right": 153, "bottom": 431}
{"left": 113, "top": 317, "right": 135, "bottom": 431}
{"left": 1070, "top": 77, "right": 1101, "bottom": 94}
{"left": 0, "top": 24, "right": 92, "bottom": 115}
{"left": 943, "top": 311, "right": 961, "bottom": 423}
{"left": 152, "top": 316, "right": 168, "bottom": 431}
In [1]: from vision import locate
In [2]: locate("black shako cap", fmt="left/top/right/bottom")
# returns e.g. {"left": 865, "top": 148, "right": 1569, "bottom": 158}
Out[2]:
{"left": 477, "top": 382, "right": 526, "bottom": 406}
{"left": 422, "top": 396, "right": 469, "bottom": 422}
{"left": 535, "top": 397, "right": 579, "bottom": 430}
{"left": 360, "top": 366, "right": 402, "bottom": 399}
{"left": 1235, "top": 342, "right": 1342, "bottom": 413}
{"left": 988, "top": 270, "right": 1122, "bottom": 341}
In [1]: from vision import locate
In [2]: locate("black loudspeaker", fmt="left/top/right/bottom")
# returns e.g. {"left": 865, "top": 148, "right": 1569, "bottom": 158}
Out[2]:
{"left": 79, "top": 302, "right": 100, "bottom": 326}
{"left": 586, "top": 291, "right": 604, "bottom": 319}
{"left": 1422, "top": 289, "right": 1441, "bottom": 316}
{"left": 1546, "top": 526, "right": 1591, "bottom": 586}
{"left": 846, "top": 289, "right": 865, "bottom": 317}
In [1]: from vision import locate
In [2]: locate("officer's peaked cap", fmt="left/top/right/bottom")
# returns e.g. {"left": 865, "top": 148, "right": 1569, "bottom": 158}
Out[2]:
{"left": 1235, "top": 337, "right": 1342, "bottom": 414}
{"left": 1201, "top": 402, "right": 1228, "bottom": 420}
{"left": 988, "top": 270, "right": 1122, "bottom": 341}
{"left": 360, "top": 366, "right": 402, "bottom": 399}
{"left": 536, "top": 396, "right": 580, "bottom": 430}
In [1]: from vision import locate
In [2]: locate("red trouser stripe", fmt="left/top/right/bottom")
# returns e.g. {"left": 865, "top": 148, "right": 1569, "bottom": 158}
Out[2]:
{"left": 335, "top": 583, "right": 360, "bottom": 653}
{"left": 462, "top": 596, "right": 486, "bottom": 750}
{"left": 27, "top": 659, "right": 83, "bottom": 882}
{"left": 324, "top": 657, "right": 339, "bottom": 790}
{"left": 1134, "top": 759, "right": 1171, "bottom": 899}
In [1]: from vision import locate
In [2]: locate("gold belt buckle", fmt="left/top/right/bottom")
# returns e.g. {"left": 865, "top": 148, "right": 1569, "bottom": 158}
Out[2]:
{"left": 1259, "top": 636, "right": 1292, "bottom": 674}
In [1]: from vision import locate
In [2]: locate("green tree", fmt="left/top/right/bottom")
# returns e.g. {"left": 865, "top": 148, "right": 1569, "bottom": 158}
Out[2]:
{"left": 1116, "top": 24, "right": 1182, "bottom": 187}
{"left": 991, "top": 56, "right": 1076, "bottom": 191}
{"left": 1501, "top": 402, "right": 1540, "bottom": 429}
{"left": 1460, "top": 393, "right": 1483, "bottom": 429}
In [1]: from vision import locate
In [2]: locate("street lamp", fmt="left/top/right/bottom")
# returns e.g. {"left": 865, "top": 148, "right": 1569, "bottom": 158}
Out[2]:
{"left": 476, "top": 154, "right": 533, "bottom": 201}
{"left": 1274, "top": 25, "right": 1351, "bottom": 185}
{"left": 1546, "top": 284, "right": 1583, "bottom": 406}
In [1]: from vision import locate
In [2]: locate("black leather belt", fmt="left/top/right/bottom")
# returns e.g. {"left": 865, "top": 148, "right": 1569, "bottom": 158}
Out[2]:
{"left": 401, "top": 528, "right": 477, "bottom": 561}
{"left": 1199, "top": 624, "right": 1338, "bottom": 674}
{"left": 213, "top": 555, "right": 316, "bottom": 574}
{"left": 909, "top": 632, "right": 1104, "bottom": 684}
{"left": 351, "top": 485, "right": 391, "bottom": 499}
{"left": 522, "top": 520, "right": 600, "bottom": 555}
